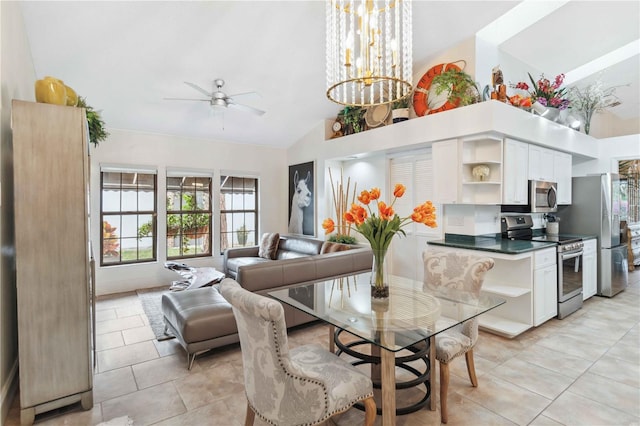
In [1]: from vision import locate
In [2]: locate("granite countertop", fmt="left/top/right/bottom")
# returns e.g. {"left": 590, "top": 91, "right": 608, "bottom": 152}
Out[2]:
{"left": 429, "top": 234, "right": 557, "bottom": 254}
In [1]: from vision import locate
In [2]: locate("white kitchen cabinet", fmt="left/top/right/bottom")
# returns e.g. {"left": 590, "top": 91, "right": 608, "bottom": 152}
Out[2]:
{"left": 503, "top": 138, "right": 529, "bottom": 204}
{"left": 528, "top": 144, "right": 555, "bottom": 182}
{"left": 553, "top": 151, "right": 572, "bottom": 204}
{"left": 433, "top": 135, "right": 503, "bottom": 205}
{"left": 533, "top": 248, "right": 558, "bottom": 326}
{"left": 583, "top": 238, "right": 597, "bottom": 300}
{"left": 432, "top": 139, "right": 459, "bottom": 204}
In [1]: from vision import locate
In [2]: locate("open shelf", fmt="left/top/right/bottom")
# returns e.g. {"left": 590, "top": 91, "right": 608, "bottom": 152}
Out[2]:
{"left": 483, "top": 284, "right": 531, "bottom": 298}
{"left": 479, "top": 314, "right": 531, "bottom": 338}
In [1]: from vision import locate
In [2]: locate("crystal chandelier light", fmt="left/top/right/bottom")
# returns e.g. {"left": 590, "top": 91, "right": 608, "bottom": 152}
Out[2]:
{"left": 326, "top": 0, "right": 413, "bottom": 107}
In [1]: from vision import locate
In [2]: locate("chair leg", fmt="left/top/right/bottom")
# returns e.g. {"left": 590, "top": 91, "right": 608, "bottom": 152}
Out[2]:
{"left": 244, "top": 402, "right": 255, "bottom": 426}
{"left": 440, "top": 361, "right": 449, "bottom": 424}
{"left": 465, "top": 349, "right": 478, "bottom": 387}
{"left": 362, "top": 396, "right": 376, "bottom": 426}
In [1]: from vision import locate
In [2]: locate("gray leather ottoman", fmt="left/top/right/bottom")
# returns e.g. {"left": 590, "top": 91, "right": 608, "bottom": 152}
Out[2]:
{"left": 161, "top": 285, "right": 238, "bottom": 369}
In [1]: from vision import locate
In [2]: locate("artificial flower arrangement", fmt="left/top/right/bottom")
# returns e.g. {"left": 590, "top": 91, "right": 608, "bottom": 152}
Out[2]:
{"left": 568, "top": 79, "right": 619, "bottom": 135}
{"left": 323, "top": 184, "right": 437, "bottom": 298}
{"left": 324, "top": 168, "right": 358, "bottom": 245}
{"left": 511, "top": 72, "right": 570, "bottom": 110}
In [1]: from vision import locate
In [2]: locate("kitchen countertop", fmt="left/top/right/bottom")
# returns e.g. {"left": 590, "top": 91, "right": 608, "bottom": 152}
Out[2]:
{"left": 429, "top": 233, "right": 598, "bottom": 255}
{"left": 429, "top": 234, "right": 557, "bottom": 254}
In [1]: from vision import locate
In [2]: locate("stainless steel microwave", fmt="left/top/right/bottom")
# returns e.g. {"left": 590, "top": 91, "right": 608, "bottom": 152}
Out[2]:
{"left": 529, "top": 180, "right": 558, "bottom": 213}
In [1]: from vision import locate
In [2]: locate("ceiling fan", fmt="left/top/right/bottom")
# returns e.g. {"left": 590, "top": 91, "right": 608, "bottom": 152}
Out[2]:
{"left": 165, "top": 78, "right": 266, "bottom": 116}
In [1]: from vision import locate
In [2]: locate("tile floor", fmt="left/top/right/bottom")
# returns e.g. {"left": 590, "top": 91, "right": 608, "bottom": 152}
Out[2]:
{"left": 6, "top": 270, "right": 640, "bottom": 426}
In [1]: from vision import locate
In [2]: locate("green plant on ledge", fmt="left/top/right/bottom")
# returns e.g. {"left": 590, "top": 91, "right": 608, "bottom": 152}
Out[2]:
{"left": 431, "top": 69, "right": 480, "bottom": 108}
{"left": 339, "top": 106, "right": 365, "bottom": 133}
{"left": 392, "top": 96, "right": 410, "bottom": 109}
{"left": 77, "top": 96, "right": 109, "bottom": 146}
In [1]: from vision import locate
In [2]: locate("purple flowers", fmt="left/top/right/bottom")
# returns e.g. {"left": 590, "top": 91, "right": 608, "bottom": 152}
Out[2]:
{"left": 512, "top": 72, "right": 570, "bottom": 110}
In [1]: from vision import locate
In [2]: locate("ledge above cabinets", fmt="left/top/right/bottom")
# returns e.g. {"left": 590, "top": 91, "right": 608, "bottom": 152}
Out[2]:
{"left": 323, "top": 100, "right": 598, "bottom": 162}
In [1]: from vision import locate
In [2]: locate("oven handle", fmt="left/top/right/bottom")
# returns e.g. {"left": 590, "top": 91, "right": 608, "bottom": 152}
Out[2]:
{"left": 561, "top": 250, "right": 583, "bottom": 260}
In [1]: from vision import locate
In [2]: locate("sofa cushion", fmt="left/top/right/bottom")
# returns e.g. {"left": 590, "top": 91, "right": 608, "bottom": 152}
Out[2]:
{"left": 320, "top": 241, "right": 352, "bottom": 254}
{"left": 258, "top": 232, "right": 280, "bottom": 259}
{"left": 277, "top": 236, "right": 323, "bottom": 256}
{"left": 226, "top": 256, "right": 271, "bottom": 274}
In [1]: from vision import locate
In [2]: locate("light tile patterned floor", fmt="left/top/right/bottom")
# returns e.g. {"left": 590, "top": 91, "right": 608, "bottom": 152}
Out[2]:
{"left": 6, "top": 270, "right": 640, "bottom": 425}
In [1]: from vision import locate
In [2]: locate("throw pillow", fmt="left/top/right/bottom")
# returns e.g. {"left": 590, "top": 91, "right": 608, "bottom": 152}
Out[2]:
{"left": 320, "top": 241, "right": 352, "bottom": 254}
{"left": 258, "top": 233, "right": 280, "bottom": 260}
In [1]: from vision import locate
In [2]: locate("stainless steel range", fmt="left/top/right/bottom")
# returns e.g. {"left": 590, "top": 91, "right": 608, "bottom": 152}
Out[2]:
{"left": 502, "top": 215, "right": 584, "bottom": 319}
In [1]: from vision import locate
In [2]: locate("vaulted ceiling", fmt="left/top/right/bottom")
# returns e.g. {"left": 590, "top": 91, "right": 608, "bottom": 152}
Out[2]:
{"left": 20, "top": 1, "right": 639, "bottom": 149}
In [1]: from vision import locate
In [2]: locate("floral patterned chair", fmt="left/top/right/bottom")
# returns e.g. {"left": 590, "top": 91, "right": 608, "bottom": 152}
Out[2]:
{"left": 219, "top": 278, "right": 376, "bottom": 426}
{"left": 422, "top": 249, "right": 495, "bottom": 424}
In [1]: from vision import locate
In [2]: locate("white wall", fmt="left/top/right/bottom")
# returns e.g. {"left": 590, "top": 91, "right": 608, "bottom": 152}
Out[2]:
{"left": 90, "top": 129, "right": 288, "bottom": 295}
{"left": 0, "top": 2, "right": 37, "bottom": 422}
{"left": 572, "top": 134, "right": 640, "bottom": 176}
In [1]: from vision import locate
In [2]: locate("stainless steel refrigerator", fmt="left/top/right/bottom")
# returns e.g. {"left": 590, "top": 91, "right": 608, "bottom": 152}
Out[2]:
{"left": 558, "top": 173, "right": 628, "bottom": 297}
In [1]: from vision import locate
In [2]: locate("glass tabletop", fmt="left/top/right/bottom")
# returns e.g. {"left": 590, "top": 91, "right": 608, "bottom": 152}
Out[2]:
{"left": 269, "top": 272, "right": 505, "bottom": 352}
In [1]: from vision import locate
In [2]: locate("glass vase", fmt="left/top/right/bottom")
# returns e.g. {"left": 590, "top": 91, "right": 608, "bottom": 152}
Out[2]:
{"left": 370, "top": 249, "right": 389, "bottom": 299}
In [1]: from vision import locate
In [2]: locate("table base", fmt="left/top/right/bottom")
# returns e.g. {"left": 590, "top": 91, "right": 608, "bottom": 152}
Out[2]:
{"left": 333, "top": 329, "right": 431, "bottom": 416}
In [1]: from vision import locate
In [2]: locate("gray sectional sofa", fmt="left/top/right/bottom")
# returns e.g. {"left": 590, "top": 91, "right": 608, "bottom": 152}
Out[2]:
{"left": 161, "top": 234, "right": 372, "bottom": 368}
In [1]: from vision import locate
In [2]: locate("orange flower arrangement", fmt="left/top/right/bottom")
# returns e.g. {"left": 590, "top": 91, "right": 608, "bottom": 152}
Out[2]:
{"left": 323, "top": 184, "right": 437, "bottom": 295}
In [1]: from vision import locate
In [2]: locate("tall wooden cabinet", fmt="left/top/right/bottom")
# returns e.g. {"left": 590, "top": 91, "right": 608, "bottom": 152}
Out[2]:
{"left": 11, "top": 100, "right": 94, "bottom": 424}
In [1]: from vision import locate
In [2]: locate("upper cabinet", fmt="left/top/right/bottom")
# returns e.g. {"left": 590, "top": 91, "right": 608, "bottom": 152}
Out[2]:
{"left": 527, "top": 144, "right": 572, "bottom": 205}
{"left": 528, "top": 144, "right": 555, "bottom": 182}
{"left": 503, "top": 139, "right": 529, "bottom": 205}
{"left": 433, "top": 135, "right": 503, "bottom": 205}
{"left": 553, "top": 151, "right": 572, "bottom": 205}
{"left": 433, "top": 139, "right": 459, "bottom": 204}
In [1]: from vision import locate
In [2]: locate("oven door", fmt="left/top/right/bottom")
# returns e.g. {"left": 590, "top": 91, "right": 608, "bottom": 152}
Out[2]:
{"left": 558, "top": 249, "right": 584, "bottom": 302}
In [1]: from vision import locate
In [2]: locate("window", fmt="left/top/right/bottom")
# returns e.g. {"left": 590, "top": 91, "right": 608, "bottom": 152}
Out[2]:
{"left": 220, "top": 176, "right": 258, "bottom": 253}
{"left": 166, "top": 176, "right": 212, "bottom": 259}
{"left": 101, "top": 170, "right": 157, "bottom": 265}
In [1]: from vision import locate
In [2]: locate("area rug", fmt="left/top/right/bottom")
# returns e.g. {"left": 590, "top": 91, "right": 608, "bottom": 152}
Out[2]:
{"left": 136, "top": 287, "right": 175, "bottom": 341}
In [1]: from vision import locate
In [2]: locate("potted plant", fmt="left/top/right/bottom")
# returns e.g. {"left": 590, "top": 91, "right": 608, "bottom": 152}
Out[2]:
{"left": 339, "top": 106, "right": 365, "bottom": 134}
{"left": 431, "top": 69, "right": 480, "bottom": 109}
{"left": 391, "top": 96, "right": 410, "bottom": 123}
{"left": 77, "top": 96, "right": 109, "bottom": 146}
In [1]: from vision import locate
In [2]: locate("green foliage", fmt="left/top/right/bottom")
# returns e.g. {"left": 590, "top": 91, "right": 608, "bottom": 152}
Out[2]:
{"left": 138, "top": 192, "right": 210, "bottom": 255}
{"left": 392, "top": 96, "right": 410, "bottom": 109}
{"left": 339, "top": 106, "right": 365, "bottom": 133}
{"left": 77, "top": 96, "right": 109, "bottom": 146}
{"left": 328, "top": 234, "right": 358, "bottom": 245}
{"left": 431, "top": 69, "right": 479, "bottom": 107}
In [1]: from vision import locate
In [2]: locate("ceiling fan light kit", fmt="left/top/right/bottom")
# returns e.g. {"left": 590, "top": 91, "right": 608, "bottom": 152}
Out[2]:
{"left": 326, "top": 0, "right": 413, "bottom": 107}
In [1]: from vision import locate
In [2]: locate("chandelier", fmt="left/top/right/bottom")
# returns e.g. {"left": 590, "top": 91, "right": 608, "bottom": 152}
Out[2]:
{"left": 326, "top": 0, "right": 413, "bottom": 107}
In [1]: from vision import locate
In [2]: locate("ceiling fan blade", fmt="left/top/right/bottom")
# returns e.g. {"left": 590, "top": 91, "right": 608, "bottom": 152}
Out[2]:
{"left": 227, "top": 91, "right": 260, "bottom": 99}
{"left": 184, "top": 81, "right": 213, "bottom": 97}
{"left": 164, "top": 97, "right": 210, "bottom": 101}
{"left": 227, "top": 101, "right": 266, "bottom": 116}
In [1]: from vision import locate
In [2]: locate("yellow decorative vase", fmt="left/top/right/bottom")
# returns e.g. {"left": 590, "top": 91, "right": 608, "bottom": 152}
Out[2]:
{"left": 35, "top": 76, "right": 67, "bottom": 105}
{"left": 64, "top": 84, "right": 78, "bottom": 106}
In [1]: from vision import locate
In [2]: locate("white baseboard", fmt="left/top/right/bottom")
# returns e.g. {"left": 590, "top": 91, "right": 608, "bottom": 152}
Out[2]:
{"left": 0, "top": 360, "right": 18, "bottom": 426}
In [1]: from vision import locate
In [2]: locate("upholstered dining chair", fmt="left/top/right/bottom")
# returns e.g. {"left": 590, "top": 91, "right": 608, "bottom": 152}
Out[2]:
{"left": 219, "top": 278, "right": 376, "bottom": 426}
{"left": 422, "top": 249, "right": 495, "bottom": 424}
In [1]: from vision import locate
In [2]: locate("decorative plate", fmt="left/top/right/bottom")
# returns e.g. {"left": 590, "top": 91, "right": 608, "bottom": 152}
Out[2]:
{"left": 364, "top": 104, "right": 391, "bottom": 128}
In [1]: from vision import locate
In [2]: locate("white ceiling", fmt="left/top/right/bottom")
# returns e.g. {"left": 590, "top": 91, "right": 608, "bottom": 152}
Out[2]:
{"left": 19, "top": 1, "right": 640, "bottom": 149}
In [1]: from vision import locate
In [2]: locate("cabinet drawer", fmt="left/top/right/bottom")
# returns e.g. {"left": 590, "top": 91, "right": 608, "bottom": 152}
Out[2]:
{"left": 534, "top": 248, "right": 557, "bottom": 269}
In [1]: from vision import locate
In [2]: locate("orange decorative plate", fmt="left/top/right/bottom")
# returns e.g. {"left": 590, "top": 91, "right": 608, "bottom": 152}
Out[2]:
{"left": 412, "top": 63, "right": 462, "bottom": 117}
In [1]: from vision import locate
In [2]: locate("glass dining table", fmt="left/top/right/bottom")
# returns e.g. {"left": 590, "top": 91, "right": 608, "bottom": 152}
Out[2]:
{"left": 269, "top": 272, "right": 505, "bottom": 426}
